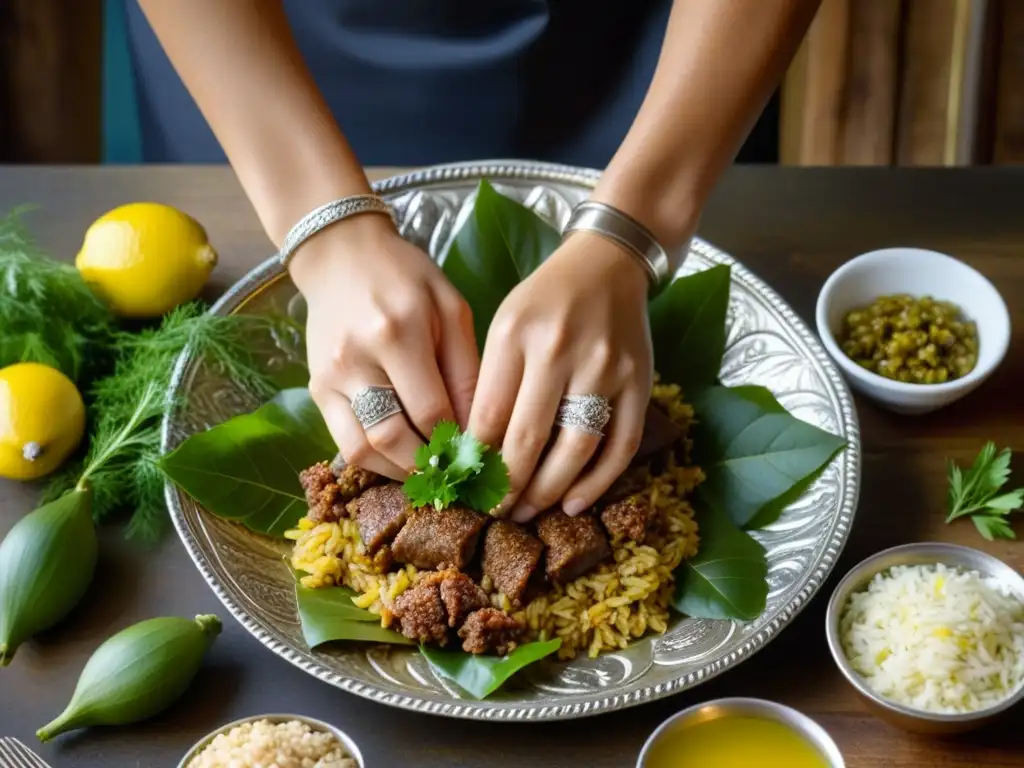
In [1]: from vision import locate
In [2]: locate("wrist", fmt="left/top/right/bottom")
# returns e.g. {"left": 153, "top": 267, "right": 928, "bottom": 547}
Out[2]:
{"left": 591, "top": 161, "right": 703, "bottom": 255}
{"left": 552, "top": 231, "right": 650, "bottom": 298}
{"left": 287, "top": 211, "right": 396, "bottom": 295}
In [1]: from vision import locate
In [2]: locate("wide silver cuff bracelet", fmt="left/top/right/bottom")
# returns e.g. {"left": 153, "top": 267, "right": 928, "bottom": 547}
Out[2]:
{"left": 278, "top": 194, "right": 396, "bottom": 267}
{"left": 561, "top": 201, "right": 673, "bottom": 289}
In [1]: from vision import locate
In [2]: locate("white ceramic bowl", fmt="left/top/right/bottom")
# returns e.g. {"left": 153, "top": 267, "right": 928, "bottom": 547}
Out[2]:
{"left": 815, "top": 247, "right": 1010, "bottom": 414}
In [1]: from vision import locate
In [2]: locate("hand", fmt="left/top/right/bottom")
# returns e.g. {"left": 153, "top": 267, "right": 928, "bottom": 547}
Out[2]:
{"left": 468, "top": 233, "right": 653, "bottom": 522}
{"left": 291, "top": 214, "right": 479, "bottom": 479}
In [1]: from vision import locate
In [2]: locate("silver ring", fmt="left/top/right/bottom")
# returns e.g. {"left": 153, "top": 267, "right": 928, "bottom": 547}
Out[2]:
{"left": 350, "top": 386, "right": 403, "bottom": 430}
{"left": 555, "top": 394, "right": 612, "bottom": 436}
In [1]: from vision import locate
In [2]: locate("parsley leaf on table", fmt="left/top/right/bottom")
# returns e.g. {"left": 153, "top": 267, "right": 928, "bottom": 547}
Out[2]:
{"left": 403, "top": 421, "right": 509, "bottom": 512}
{"left": 946, "top": 442, "right": 1024, "bottom": 540}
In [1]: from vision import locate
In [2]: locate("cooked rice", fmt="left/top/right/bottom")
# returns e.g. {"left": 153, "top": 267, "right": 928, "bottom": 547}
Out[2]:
{"left": 840, "top": 563, "right": 1024, "bottom": 713}
{"left": 289, "top": 383, "right": 703, "bottom": 660}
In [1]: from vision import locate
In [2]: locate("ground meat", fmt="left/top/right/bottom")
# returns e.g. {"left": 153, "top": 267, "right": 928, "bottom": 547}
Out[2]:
{"left": 352, "top": 484, "right": 411, "bottom": 554}
{"left": 418, "top": 569, "right": 489, "bottom": 627}
{"left": 392, "top": 581, "right": 449, "bottom": 645}
{"left": 600, "top": 498, "right": 657, "bottom": 544}
{"left": 299, "top": 462, "right": 347, "bottom": 524}
{"left": 300, "top": 462, "right": 382, "bottom": 524}
{"left": 458, "top": 608, "right": 525, "bottom": 655}
{"left": 536, "top": 511, "right": 611, "bottom": 584}
{"left": 336, "top": 463, "right": 382, "bottom": 498}
{"left": 391, "top": 507, "right": 486, "bottom": 570}
{"left": 481, "top": 521, "right": 544, "bottom": 606}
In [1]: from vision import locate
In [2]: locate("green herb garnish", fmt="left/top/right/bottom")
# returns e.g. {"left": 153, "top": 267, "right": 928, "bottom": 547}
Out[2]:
{"left": 0, "top": 207, "right": 116, "bottom": 385}
{"left": 403, "top": 421, "right": 510, "bottom": 513}
{"left": 44, "top": 303, "right": 280, "bottom": 540}
{"left": 946, "top": 442, "right": 1024, "bottom": 540}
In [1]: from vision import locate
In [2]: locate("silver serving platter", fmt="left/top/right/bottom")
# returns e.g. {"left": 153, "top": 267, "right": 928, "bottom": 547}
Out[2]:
{"left": 163, "top": 160, "right": 861, "bottom": 721}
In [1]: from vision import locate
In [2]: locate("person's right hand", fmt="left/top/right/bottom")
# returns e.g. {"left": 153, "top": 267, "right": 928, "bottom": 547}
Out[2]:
{"left": 289, "top": 214, "right": 479, "bottom": 479}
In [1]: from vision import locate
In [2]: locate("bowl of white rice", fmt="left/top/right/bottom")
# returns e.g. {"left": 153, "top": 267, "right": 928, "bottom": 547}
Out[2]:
{"left": 825, "top": 542, "right": 1024, "bottom": 734}
{"left": 177, "top": 714, "right": 364, "bottom": 768}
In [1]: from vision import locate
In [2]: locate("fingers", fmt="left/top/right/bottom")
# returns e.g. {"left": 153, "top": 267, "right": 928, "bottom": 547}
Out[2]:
{"left": 468, "top": 340, "right": 524, "bottom": 450}
{"left": 381, "top": 341, "right": 456, "bottom": 441}
{"left": 341, "top": 375, "right": 425, "bottom": 474}
{"left": 510, "top": 425, "right": 602, "bottom": 522}
{"left": 561, "top": 383, "right": 647, "bottom": 514}
{"left": 432, "top": 284, "right": 480, "bottom": 429}
{"left": 313, "top": 388, "right": 407, "bottom": 480}
{"left": 498, "top": 362, "right": 564, "bottom": 520}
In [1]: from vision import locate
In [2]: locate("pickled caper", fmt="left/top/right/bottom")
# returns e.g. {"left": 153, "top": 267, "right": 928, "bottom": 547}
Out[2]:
{"left": 837, "top": 294, "right": 978, "bottom": 384}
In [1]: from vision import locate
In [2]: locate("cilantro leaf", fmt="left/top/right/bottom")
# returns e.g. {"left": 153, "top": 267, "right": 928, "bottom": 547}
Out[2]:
{"left": 946, "top": 442, "right": 1023, "bottom": 540}
{"left": 403, "top": 422, "right": 509, "bottom": 513}
{"left": 459, "top": 450, "right": 510, "bottom": 513}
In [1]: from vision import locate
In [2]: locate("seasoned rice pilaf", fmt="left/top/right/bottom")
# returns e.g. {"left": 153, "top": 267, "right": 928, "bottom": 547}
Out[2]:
{"left": 289, "top": 383, "right": 703, "bottom": 660}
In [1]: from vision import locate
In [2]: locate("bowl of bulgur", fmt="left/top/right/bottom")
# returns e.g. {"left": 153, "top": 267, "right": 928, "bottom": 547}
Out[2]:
{"left": 177, "top": 714, "right": 363, "bottom": 768}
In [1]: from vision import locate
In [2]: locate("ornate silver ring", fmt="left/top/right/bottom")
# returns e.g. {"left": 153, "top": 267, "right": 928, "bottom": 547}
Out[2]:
{"left": 555, "top": 394, "right": 612, "bottom": 436}
{"left": 350, "top": 385, "right": 403, "bottom": 430}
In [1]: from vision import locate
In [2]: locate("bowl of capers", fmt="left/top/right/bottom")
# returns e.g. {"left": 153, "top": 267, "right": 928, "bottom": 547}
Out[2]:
{"left": 816, "top": 247, "right": 1010, "bottom": 414}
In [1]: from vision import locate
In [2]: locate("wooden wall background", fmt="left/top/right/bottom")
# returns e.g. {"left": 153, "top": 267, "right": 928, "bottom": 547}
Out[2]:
{"left": 1, "top": 0, "right": 1021, "bottom": 166}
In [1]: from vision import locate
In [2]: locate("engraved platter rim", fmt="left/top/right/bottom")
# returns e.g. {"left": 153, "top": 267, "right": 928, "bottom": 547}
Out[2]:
{"left": 162, "top": 160, "right": 861, "bottom": 721}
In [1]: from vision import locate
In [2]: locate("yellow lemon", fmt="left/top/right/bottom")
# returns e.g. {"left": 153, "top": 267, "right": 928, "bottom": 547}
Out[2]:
{"left": 0, "top": 363, "right": 86, "bottom": 481}
{"left": 75, "top": 202, "right": 218, "bottom": 318}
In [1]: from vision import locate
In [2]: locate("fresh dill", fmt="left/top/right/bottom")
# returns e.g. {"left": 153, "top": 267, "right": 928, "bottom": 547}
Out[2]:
{"left": 0, "top": 207, "right": 116, "bottom": 385}
{"left": 45, "top": 303, "right": 282, "bottom": 541}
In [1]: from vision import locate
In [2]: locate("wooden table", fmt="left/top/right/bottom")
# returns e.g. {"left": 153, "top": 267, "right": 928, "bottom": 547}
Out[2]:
{"left": 1, "top": 166, "right": 1022, "bottom": 767}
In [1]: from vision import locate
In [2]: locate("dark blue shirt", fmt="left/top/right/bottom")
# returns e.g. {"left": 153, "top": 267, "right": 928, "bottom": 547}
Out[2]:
{"left": 125, "top": 0, "right": 673, "bottom": 167}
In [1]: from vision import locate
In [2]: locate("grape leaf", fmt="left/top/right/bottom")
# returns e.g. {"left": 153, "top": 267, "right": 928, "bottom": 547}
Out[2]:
{"left": 420, "top": 638, "right": 562, "bottom": 699}
{"left": 293, "top": 576, "right": 412, "bottom": 647}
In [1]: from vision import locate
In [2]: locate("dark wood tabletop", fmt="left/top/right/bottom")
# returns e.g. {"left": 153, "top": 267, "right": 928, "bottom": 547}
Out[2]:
{"left": 1, "top": 165, "right": 1023, "bottom": 768}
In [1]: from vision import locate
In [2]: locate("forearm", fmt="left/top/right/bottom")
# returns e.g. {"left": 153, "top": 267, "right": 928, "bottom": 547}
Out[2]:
{"left": 594, "top": 0, "right": 821, "bottom": 251}
{"left": 137, "top": 0, "right": 370, "bottom": 245}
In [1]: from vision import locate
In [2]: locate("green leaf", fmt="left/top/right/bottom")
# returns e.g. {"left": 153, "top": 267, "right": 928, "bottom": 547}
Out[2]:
{"left": 428, "top": 421, "right": 461, "bottom": 458}
{"left": 294, "top": 579, "right": 413, "bottom": 647}
{"left": 973, "top": 515, "right": 1016, "bottom": 541}
{"left": 649, "top": 264, "right": 732, "bottom": 393}
{"left": 420, "top": 638, "right": 562, "bottom": 699}
{"left": 692, "top": 386, "right": 847, "bottom": 528}
{"left": 442, "top": 179, "right": 561, "bottom": 349}
{"left": 459, "top": 450, "right": 510, "bottom": 514}
{"left": 160, "top": 388, "right": 333, "bottom": 536}
{"left": 983, "top": 490, "right": 1024, "bottom": 511}
{"left": 444, "top": 429, "right": 486, "bottom": 481}
{"left": 672, "top": 503, "right": 768, "bottom": 621}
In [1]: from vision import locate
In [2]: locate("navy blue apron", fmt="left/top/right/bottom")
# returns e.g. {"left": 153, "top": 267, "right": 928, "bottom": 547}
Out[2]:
{"left": 124, "top": 0, "right": 674, "bottom": 167}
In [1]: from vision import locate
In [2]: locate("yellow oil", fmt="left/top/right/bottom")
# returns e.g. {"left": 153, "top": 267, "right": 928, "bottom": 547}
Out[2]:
{"left": 644, "top": 715, "right": 829, "bottom": 768}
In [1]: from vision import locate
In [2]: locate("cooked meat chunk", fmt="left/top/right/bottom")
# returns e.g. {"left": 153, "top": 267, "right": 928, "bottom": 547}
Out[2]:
{"left": 482, "top": 521, "right": 544, "bottom": 606}
{"left": 393, "top": 581, "right": 448, "bottom": 645}
{"left": 458, "top": 608, "right": 525, "bottom": 655}
{"left": 600, "top": 498, "right": 657, "bottom": 544}
{"left": 336, "top": 463, "right": 382, "bottom": 498}
{"left": 417, "top": 569, "right": 489, "bottom": 627}
{"left": 391, "top": 507, "right": 486, "bottom": 570}
{"left": 299, "top": 462, "right": 347, "bottom": 524}
{"left": 353, "top": 484, "right": 411, "bottom": 554}
{"left": 636, "top": 403, "right": 683, "bottom": 460}
{"left": 536, "top": 511, "right": 611, "bottom": 584}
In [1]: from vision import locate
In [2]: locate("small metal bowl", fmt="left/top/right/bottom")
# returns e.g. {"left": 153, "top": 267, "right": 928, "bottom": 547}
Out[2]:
{"left": 636, "top": 697, "right": 845, "bottom": 767}
{"left": 825, "top": 542, "right": 1024, "bottom": 734}
{"left": 176, "top": 713, "right": 364, "bottom": 768}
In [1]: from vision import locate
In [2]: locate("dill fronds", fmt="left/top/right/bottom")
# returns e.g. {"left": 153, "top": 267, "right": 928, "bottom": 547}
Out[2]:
{"left": 0, "top": 207, "right": 116, "bottom": 384}
{"left": 46, "top": 302, "right": 282, "bottom": 541}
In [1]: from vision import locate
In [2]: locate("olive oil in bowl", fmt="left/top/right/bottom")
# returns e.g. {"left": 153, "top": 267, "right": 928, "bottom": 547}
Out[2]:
{"left": 638, "top": 698, "right": 844, "bottom": 768}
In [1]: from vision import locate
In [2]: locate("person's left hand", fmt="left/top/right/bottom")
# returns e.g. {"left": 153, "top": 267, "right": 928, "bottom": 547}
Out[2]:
{"left": 468, "top": 232, "right": 653, "bottom": 522}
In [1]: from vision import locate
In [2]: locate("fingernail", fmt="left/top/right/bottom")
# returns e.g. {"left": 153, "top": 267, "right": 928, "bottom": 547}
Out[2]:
{"left": 563, "top": 499, "right": 587, "bottom": 517}
{"left": 510, "top": 503, "right": 537, "bottom": 523}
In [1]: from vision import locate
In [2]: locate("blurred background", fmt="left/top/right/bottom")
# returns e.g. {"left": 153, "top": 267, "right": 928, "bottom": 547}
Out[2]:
{"left": 1, "top": 0, "right": 1019, "bottom": 167}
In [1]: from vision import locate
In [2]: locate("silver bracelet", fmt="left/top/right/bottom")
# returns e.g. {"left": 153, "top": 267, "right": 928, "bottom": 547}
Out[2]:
{"left": 561, "top": 201, "right": 673, "bottom": 288}
{"left": 278, "top": 194, "right": 397, "bottom": 267}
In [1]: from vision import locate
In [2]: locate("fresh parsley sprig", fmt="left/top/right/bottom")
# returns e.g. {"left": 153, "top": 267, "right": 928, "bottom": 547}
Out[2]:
{"left": 403, "top": 421, "right": 510, "bottom": 513}
{"left": 946, "top": 442, "right": 1024, "bottom": 541}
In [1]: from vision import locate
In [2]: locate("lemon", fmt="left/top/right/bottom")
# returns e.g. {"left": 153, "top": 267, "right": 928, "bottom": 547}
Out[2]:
{"left": 76, "top": 202, "right": 218, "bottom": 318}
{"left": 0, "top": 363, "right": 86, "bottom": 481}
